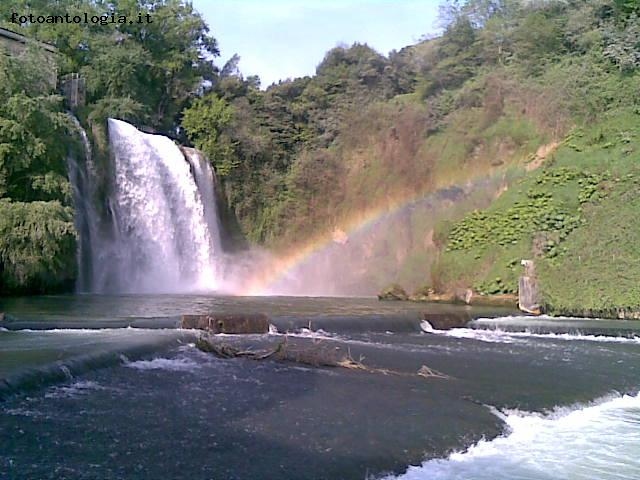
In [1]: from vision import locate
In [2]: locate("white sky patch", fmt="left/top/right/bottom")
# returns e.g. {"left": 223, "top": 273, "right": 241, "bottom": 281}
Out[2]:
{"left": 193, "top": 0, "right": 440, "bottom": 87}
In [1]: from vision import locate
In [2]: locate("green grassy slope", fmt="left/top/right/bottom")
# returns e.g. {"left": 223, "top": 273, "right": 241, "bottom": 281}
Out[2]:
{"left": 435, "top": 108, "right": 640, "bottom": 313}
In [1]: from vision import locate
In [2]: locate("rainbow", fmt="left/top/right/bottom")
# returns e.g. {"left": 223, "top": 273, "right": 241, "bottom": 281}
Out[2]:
{"left": 241, "top": 187, "right": 440, "bottom": 295}
{"left": 240, "top": 170, "right": 512, "bottom": 295}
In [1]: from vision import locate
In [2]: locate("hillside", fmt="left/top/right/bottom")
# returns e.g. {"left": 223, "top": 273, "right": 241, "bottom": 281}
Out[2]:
{"left": 0, "top": 0, "right": 639, "bottom": 310}
{"left": 182, "top": 0, "right": 640, "bottom": 310}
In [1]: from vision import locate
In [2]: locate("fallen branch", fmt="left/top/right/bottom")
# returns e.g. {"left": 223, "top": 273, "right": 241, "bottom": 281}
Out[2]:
{"left": 196, "top": 335, "right": 451, "bottom": 380}
{"left": 417, "top": 365, "right": 450, "bottom": 380}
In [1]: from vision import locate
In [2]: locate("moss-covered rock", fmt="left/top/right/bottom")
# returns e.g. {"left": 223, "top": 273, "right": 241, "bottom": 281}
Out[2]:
{"left": 470, "top": 294, "right": 519, "bottom": 308}
{"left": 378, "top": 284, "right": 409, "bottom": 301}
{"left": 409, "top": 285, "right": 435, "bottom": 301}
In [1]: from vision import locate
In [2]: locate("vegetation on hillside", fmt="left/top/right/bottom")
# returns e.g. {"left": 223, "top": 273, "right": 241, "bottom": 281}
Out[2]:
{"left": 434, "top": 108, "right": 640, "bottom": 314}
{"left": 1, "top": 0, "right": 639, "bottom": 311}
{"left": 180, "top": 0, "right": 640, "bottom": 314}
{"left": 181, "top": 0, "right": 639, "bottom": 251}
{"left": 426, "top": 2, "right": 640, "bottom": 314}
{"left": 0, "top": 47, "right": 77, "bottom": 293}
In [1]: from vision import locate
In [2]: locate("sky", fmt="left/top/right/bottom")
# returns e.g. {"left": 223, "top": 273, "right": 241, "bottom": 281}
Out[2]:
{"left": 192, "top": 0, "right": 441, "bottom": 88}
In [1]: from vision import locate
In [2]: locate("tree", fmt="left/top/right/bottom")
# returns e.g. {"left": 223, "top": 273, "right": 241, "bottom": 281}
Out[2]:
{"left": 604, "top": 13, "right": 640, "bottom": 71}
{"left": 3, "top": 0, "right": 220, "bottom": 134}
{"left": 0, "top": 200, "right": 76, "bottom": 293}
{"left": 0, "top": 44, "right": 76, "bottom": 294}
{"left": 182, "top": 94, "right": 237, "bottom": 176}
{"left": 0, "top": 48, "right": 73, "bottom": 203}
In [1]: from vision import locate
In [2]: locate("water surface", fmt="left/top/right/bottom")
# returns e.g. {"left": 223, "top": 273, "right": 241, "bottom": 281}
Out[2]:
{"left": 1, "top": 295, "right": 639, "bottom": 479}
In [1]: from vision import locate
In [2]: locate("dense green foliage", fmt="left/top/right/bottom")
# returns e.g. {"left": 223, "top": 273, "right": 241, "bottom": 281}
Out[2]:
{"left": 0, "top": 45, "right": 77, "bottom": 293}
{"left": 436, "top": 109, "right": 640, "bottom": 311}
{"left": 181, "top": 0, "right": 640, "bottom": 254}
{"left": 336, "top": 0, "right": 640, "bottom": 314}
{"left": 1, "top": 0, "right": 219, "bottom": 132}
{"left": 0, "top": 199, "right": 76, "bottom": 293}
{"left": 0, "top": 49, "right": 72, "bottom": 203}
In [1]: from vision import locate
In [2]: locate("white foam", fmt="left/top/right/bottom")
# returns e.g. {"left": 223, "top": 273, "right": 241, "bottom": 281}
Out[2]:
{"left": 18, "top": 327, "right": 151, "bottom": 334}
{"left": 433, "top": 328, "right": 518, "bottom": 343}
{"left": 126, "top": 356, "right": 200, "bottom": 372}
{"left": 420, "top": 320, "right": 434, "bottom": 333}
{"left": 387, "top": 392, "right": 640, "bottom": 480}
{"left": 434, "top": 327, "right": 640, "bottom": 345}
{"left": 44, "top": 380, "right": 107, "bottom": 399}
{"left": 289, "top": 328, "right": 338, "bottom": 340}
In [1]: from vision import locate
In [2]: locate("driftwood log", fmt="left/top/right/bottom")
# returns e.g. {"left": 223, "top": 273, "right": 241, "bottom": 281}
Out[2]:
{"left": 196, "top": 336, "right": 450, "bottom": 380}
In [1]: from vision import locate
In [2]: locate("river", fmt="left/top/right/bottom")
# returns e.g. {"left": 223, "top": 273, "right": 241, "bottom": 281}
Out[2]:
{"left": 1, "top": 295, "right": 639, "bottom": 479}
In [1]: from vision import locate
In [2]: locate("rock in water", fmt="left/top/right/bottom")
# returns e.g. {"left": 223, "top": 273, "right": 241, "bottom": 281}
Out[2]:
{"left": 180, "top": 314, "right": 270, "bottom": 334}
{"left": 422, "top": 312, "right": 472, "bottom": 330}
{"left": 378, "top": 284, "right": 409, "bottom": 301}
{"left": 0, "top": 312, "right": 13, "bottom": 325}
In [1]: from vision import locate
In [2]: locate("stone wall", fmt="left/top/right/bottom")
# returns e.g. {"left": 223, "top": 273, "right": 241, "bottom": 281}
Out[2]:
{"left": 0, "top": 27, "right": 58, "bottom": 88}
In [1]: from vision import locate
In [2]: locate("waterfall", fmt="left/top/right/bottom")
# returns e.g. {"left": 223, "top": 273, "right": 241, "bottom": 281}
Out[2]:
{"left": 68, "top": 117, "right": 225, "bottom": 294}
{"left": 67, "top": 114, "right": 100, "bottom": 292}
{"left": 183, "top": 148, "right": 223, "bottom": 256}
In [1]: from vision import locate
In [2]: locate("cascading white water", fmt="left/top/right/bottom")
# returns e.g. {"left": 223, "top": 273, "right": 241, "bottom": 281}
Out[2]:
{"left": 100, "top": 118, "right": 221, "bottom": 293}
{"left": 183, "top": 147, "right": 223, "bottom": 256}
{"left": 68, "top": 117, "right": 226, "bottom": 293}
{"left": 67, "top": 114, "right": 100, "bottom": 292}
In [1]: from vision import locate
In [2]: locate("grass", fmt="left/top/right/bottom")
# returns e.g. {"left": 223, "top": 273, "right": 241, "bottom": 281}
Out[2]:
{"left": 434, "top": 107, "right": 640, "bottom": 312}
{"left": 538, "top": 173, "right": 640, "bottom": 314}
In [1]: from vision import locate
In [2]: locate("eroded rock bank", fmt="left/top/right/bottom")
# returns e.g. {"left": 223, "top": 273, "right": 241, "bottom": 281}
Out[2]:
{"left": 379, "top": 283, "right": 519, "bottom": 309}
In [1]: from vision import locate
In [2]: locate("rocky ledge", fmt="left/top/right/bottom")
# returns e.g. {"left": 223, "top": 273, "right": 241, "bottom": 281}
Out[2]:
{"left": 180, "top": 313, "right": 270, "bottom": 334}
{"left": 378, "top": 284, "right": 518, "bottom": 308}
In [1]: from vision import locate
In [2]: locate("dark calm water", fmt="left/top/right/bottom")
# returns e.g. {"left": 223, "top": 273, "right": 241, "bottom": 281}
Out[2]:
{"left": 1, "top": 295, "right": 639, "bottom": 480}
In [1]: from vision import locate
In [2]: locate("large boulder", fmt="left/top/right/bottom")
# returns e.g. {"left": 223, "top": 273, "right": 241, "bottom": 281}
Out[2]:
{"left": 180, "top": 313, "right": 270, "bottom": 334}
{"left": 409, "top": 285, "right": 434, "bottom": 302}
{"left": 422, "top": 311, "right": 472, "bottom": 330}
{"left": 409, "top": 287, "right": 472, "bottom": 304}
{"left": 378, "top": 284, "right": 409, "bottom": 301}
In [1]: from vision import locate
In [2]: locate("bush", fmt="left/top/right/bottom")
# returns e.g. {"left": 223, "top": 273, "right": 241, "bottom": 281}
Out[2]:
{"left": 0, "top": 200, "right": 76, "bottom": 294}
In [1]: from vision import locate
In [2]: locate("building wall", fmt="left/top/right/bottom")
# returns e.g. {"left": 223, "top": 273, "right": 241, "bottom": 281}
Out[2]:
{"left": 0, "top": 27, "right": 58, "bottom": 88}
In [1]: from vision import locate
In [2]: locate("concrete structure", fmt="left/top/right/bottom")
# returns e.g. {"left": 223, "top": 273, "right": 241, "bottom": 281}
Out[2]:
{"left": 0, "top": 27, "right": 56, "bottom": 57}
{"left": 519, "top": 259, "right": 541, "bottom": 314}
{"left": 0, "top": 27, "right": 58, "bottom": 88}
